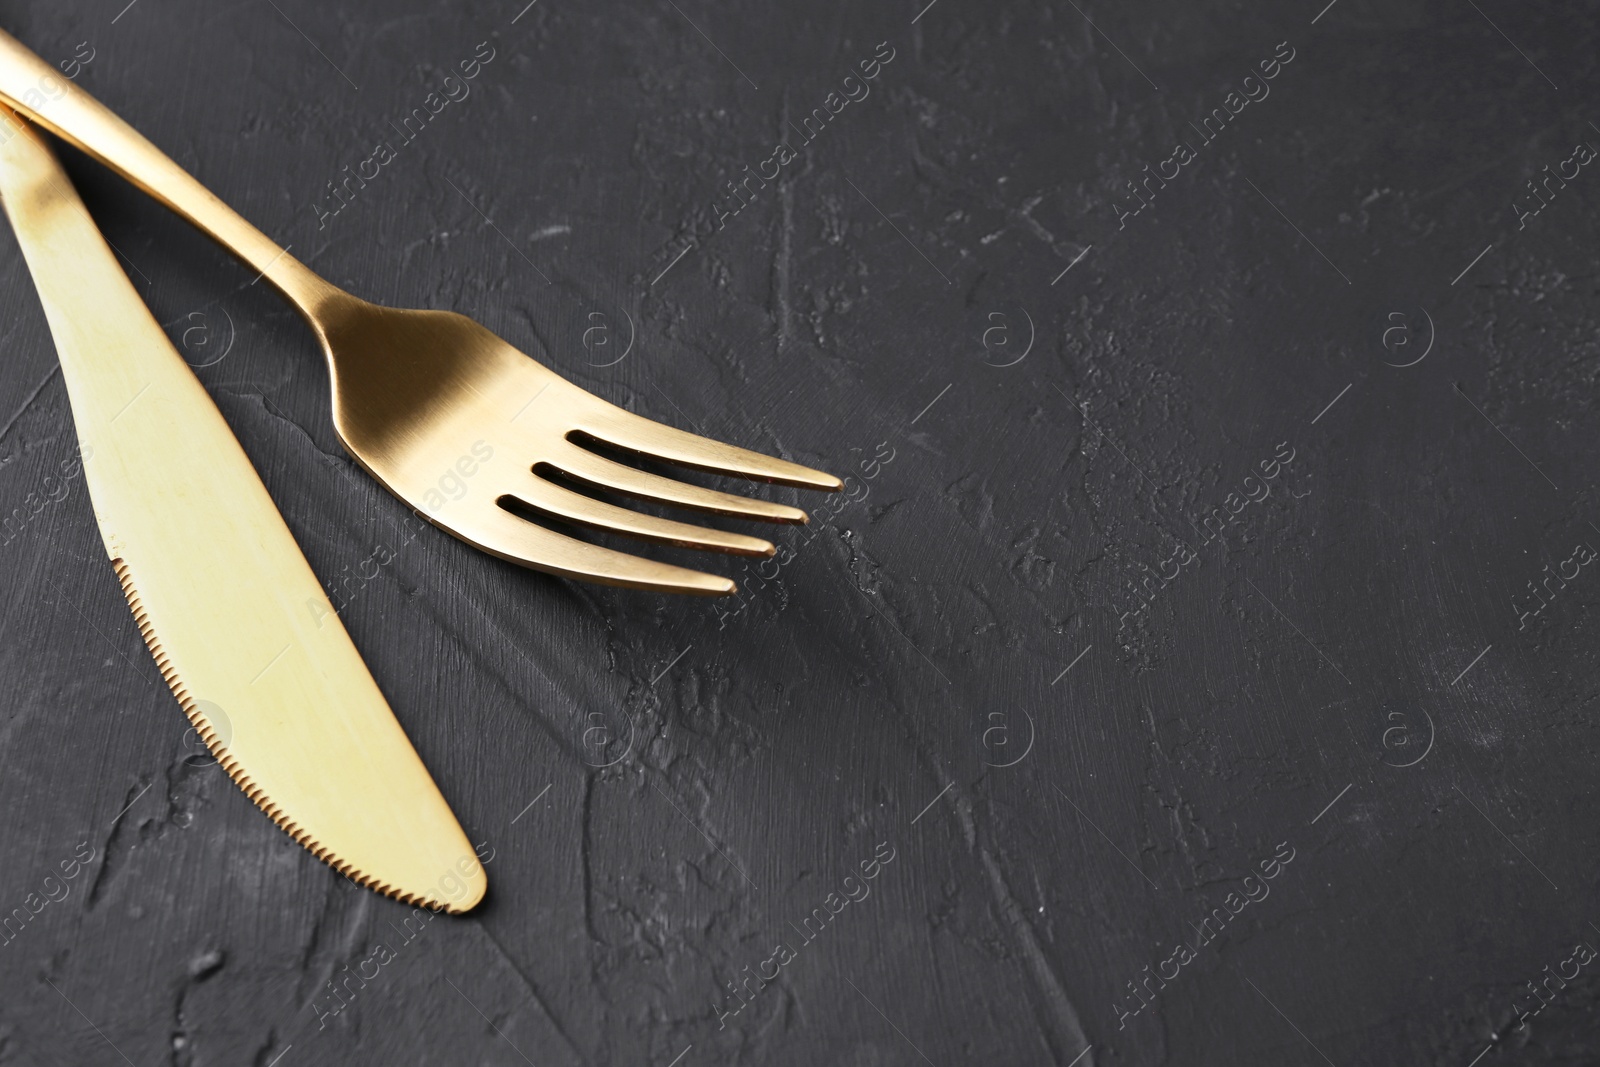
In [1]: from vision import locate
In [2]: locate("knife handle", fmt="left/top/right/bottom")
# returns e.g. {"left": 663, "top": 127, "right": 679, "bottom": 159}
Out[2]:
{"left": 0, "top": 27, "right": 337, "bottom": 319}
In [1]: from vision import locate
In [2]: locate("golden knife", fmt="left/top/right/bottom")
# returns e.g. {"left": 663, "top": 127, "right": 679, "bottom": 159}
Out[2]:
{"left": 0, "top": 106, "right": 486, "bottom": 913}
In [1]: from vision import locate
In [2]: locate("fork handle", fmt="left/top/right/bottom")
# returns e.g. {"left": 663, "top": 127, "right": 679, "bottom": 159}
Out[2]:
{"left": 0, "top": 27, "right": 338, "bottom": 318}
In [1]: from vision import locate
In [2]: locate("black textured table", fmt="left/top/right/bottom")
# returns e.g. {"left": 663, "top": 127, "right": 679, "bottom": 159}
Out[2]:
{"left": 2, "top": 2, "right": 1597, "bottom": 1064}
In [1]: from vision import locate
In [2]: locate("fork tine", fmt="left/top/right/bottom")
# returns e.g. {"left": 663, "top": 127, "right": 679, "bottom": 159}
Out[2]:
{"left": 474, "top": 508, "right": 739, "bottom": 596}
{"left": 576, "top": 407, "right": 844, "bottom": 492}
{"left": 549, "top": 449, "right": 810, "bottom": 524}
{"left": 509, "top": 476, "right": 776, "bottom": 556}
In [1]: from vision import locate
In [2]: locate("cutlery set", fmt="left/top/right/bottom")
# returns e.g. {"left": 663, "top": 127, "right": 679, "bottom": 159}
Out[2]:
{"left": 0, "top": 28, "right": 838, "bottom": 911}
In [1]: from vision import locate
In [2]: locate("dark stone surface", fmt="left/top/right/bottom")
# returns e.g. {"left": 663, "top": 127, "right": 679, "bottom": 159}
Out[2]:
{"left": 1, "top": 0, "right": 1598, "bottom": 1063}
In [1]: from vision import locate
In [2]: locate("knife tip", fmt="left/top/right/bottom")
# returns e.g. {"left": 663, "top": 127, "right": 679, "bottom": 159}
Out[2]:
{"left": 334, "top": 860, "right": 488, "bottom": 915}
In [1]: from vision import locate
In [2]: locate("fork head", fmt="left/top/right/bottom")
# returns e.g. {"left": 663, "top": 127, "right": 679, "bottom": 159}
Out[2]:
{"left": 313, "top": 297, "right": 841, "bottom": 596}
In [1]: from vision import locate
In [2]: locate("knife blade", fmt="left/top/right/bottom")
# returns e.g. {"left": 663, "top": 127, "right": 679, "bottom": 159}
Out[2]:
{"left": 0, "top": 106, "right": 486, "bottom": 913}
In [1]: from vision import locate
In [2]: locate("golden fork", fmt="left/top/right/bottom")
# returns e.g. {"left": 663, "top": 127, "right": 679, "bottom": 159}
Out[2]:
{"left": 0, "top": 30, "right": 839, "bottom": 596}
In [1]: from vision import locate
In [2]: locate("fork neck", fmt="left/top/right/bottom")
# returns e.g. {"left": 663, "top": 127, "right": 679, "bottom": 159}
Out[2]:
{"left": 119, "top": 171, "right": 345, "bottom": 327}
{"left": 246, "top": 241, "right": 344, "bottom": 327}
